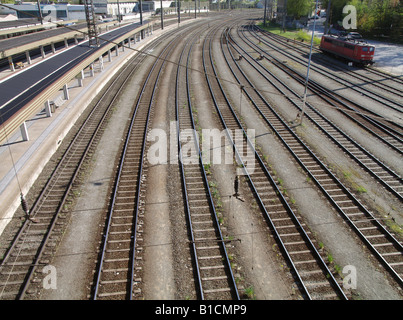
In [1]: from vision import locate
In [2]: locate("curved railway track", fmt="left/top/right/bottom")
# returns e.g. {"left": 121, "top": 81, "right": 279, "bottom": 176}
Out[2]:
{"left": 92, "top": 17, "right": 240, "bottom": 300}
{"left": 230, "top": 24, "right": 403, "bottom": 202}
{"left": 257, "top": 26, "right": 403, "bottom": 102}
{"left": 0, "top": 24, "right": 178, "bottom": 300}
{"left": 219, "top": 23, "right": 403, "bottom": 289}
{"left": 202, "top": 21, "right": 348, "bottom": 300}
{"left": 175, "top": 26, "right": 239, "bottom": 299}
{"left": 1, "top": 10, "right": 401, "bottom": 301}
{"left": 92, "top": 30, "right": 182, "bottom": 300}
{"left": 245, "top": 25, "right": 403, "bottom": 152}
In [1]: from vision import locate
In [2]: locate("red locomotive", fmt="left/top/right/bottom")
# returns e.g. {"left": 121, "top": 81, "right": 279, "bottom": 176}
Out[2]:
{"left": 319, "top": 34, "right": 375, "bottom": 66}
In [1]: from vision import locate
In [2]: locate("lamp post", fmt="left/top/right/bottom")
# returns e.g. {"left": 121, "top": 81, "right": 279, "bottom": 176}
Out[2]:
{"left": 298, "top": 0, "right": 319, "bottom": 125}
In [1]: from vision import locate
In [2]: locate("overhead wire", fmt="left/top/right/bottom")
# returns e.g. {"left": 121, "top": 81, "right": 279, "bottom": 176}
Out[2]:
{"left": 0, "top": 8, "right": 400, "bottom": 296}
{"left": 0, "top": 4, "right": 400, "bottom": 226}
{"left": 0, "top": 4, "right": 401, "bottom": 126}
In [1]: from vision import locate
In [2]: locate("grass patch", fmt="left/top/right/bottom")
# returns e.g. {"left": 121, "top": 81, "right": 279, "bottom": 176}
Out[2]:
{"left": 244, "top": 286, "right": 256, "bottom": 300}
{"left": 258, "top": 22, "right": 321, "bottom": 46}
{"left": 385, "top": 217, "right": 403, "bottom": 237}
{"left": 355, "top": 185, "right": 367, "bottom": 193}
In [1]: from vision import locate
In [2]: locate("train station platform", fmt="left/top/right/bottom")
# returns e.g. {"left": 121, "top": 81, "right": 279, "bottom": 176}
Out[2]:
{"left": 0, "top": 16, "right": 189, "bottom": 236}
{"left": 0, "top": 16, "right": 149, "bottom": 73}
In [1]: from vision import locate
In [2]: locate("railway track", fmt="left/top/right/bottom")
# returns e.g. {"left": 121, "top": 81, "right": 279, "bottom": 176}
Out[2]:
{"left": 231, "top": 24, "right": 403, "bottom": 202}
{"left": 91, "top": 30, "right": 183, "bottom": 299}
{"left": 220, "top": 24, "right": 403, "bottom": 289}
{"left": 175, "top": 26, "right": 239, "bottom": 300}
{"left": 366, "top": 66, "right": 403, "bottom": 87}
{"left": 257, "top": 26, "right": 403, "bottom": 102}
{"left": 245, "top": 25, "right": 403, "bottom": 152}
{"left": 1, "top": 10, "right": 401, "bottom": 301}
{"left": 202, "top": 22, "right": 348, "bottom": 300}
{"left": 0, "top": 25, "right": 173, "bottom": 300}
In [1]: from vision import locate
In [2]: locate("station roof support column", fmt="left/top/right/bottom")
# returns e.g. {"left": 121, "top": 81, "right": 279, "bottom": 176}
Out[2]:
{"left": 8, "top": 56, "right": 14, "bottom": 72}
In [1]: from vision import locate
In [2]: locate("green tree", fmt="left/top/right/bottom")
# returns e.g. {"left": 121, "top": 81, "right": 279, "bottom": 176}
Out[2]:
{"left": 321, "top": 0, "right": 349, "bottom": 25}
{"left": 348, "top": 0, "right": 402, "bottom": 40}
{"left": 286, "top": 0, "right": 312, "bottom": 19}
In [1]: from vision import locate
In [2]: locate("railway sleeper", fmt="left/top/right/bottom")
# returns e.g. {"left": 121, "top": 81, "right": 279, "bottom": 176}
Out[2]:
{"left": 382, "top": 252, "right": 403, "bottom": 264}
{"left": 97, "top": 291, "right": 127, "bottom": 298}
{"left": 193, "top": 228, "right": 217, "bottom": 234}
{"left": 100, "top": 272, "right": 130, "bottom": 283}
{"left": 202, "top": 279, "right": 232, "bottom": 291}
{"left": 0, "top": 278, "right": 25, "bottom": 288}
{"left": 202, "top": 275, "right": 229, "bottom": 281}
{"left": 203, "top": 287, "right": 232, "bottom": 294}
{"left": 272, "top": 219, "right": 300, "bottom": 228}
{"left": 293, "top": 259, "right": 320, "bottom": 269}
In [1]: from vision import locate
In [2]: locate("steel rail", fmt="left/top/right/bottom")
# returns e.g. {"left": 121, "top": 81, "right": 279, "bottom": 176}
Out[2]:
{"left": 221, "top": 25, "right": 348, "bottom": 300}
{"left": 90, "top": 19, "right": 205, "bottom": 298}
{"left": 265, "top": 22, "right": 403, "bottom": 89}
{"left": 270, "top": 56, "right": 403, "bottom": 144}
{"left": 0, "top": 31, "right": 158, "bottom": 300}
{"left": 246, "top": 25, "right": 403, "bottom": 143}
{"left": 253, "top": 25, "right": 403, "bottom": 112}
{"left": 366, "top": 66, "right": 403, "bottom": 86}
{"left": 223, "top": 24, "right": 403, "bottom": 289}
{"left": 92, "top": 33, "right": 180, "bottom": 299}
{"left": 228, "top": 26, "right": 403, "bottom": 202}
{"left": 252, "top": 23, "right": 403, "bottom": 89}
{"left": 257, "top": 28, "right": 403, "bottom": 99}
{"left": 175, "top": 24, "right": 240, "bottom": 300}
{"left": 203, "top": 23, "right": 348, "bottom": 299}
{"left": 249, "top": 24, "right": 403, "bottom": 125}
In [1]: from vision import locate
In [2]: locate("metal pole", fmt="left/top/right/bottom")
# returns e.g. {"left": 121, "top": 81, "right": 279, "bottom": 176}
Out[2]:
{"left": 36, "top": 0, "right": 43, "bottom": 25}
{"left": 160, "top": 0, "right": 164, "bottom": 29}
{"left": 84, "top": 0, "right": 99, "bottom": 47}
{"left": 140, "top": 0, "right": 144, "bottom": 39}
{"left": 324, "top": 0, "right": 331, "bottom": 34}
{"left": 117, "top": 0, "right": 121, "bottom": 24}
{"left": 175, "top": 0, "right": 178, "bottom": 25}
{"left": 178, "top": 1, "right": 181, "bottom": 24}
{"left": 282, "top": 0, "right": 287, "bottom": 32}
{"left": 298, "top": 0, "right": 318, "bottom": 125}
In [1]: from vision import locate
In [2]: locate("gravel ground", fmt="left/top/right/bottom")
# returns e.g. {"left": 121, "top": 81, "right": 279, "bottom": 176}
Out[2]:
{"left": 230, "top": 22, "right": 403, "bottom": 299}
{"left": 5, "top": 11, "right": 401, "bottom": 301}
{"left": 190, "top": 35, "right": 297, "bottom": 299}
{"left": 39, "top": 48, "right": 149, "bottom": 300}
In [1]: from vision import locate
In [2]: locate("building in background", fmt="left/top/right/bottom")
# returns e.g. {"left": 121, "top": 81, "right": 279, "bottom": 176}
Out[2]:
{"left": 0, "top": 2, "right": 87, "bottom": 21}
{"left": 0, "top": 1, "right": 209, "bottom": 23}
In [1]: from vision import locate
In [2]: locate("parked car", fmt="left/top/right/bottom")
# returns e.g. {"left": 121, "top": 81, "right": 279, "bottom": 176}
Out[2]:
{"left": 347, "top": 32, "right": 363, "bottom": 40}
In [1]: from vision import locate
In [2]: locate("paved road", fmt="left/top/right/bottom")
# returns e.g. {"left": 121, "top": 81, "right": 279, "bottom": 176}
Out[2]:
{"left": 0, "top": 21, "right": 143, "bottom": 125}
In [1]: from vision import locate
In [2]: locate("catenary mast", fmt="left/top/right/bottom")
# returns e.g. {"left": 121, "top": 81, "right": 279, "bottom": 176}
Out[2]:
{"left": 84, "top": 0, "right": 100, "bottom": 47}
